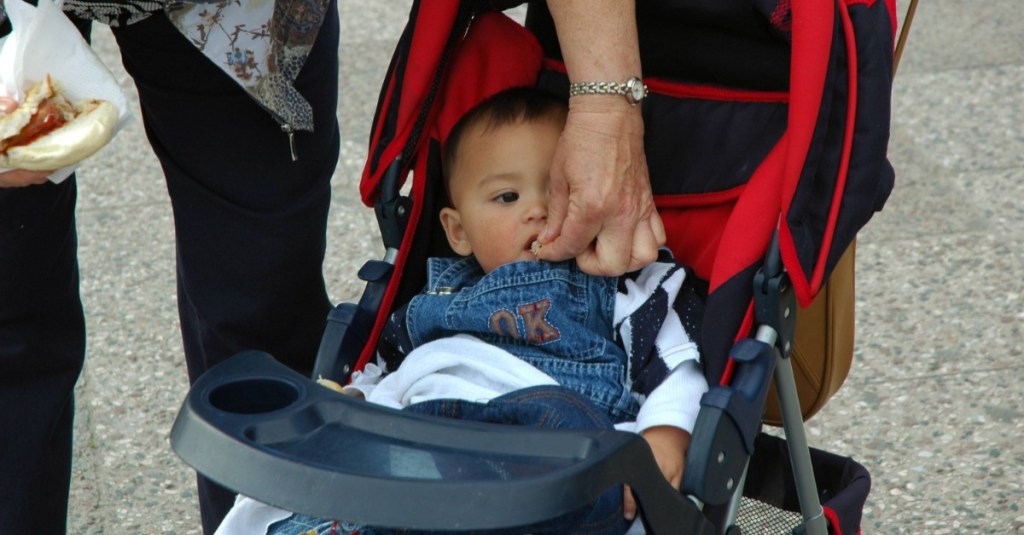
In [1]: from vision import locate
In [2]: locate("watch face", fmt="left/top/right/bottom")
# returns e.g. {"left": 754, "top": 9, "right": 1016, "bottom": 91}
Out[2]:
{"left": 629, "top": 83, "right": 645, "bottom": 102}
{"left": 626, "top": 77, "right": 646, "bottom": 104}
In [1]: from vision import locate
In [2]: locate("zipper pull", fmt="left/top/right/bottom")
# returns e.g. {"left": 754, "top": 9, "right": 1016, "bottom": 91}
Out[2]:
{"left": 281, "top": 124, "right": 298, "bottom": 161}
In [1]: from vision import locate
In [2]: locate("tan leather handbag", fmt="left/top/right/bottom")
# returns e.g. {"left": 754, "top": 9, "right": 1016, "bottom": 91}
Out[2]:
{"left": 763, "top": 241, "right": 856, "bottom": 425}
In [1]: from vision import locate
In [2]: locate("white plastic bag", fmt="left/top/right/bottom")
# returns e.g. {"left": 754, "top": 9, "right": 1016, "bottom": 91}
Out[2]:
{"left": 0, "top": 0, "right": 131, "bottom": 183}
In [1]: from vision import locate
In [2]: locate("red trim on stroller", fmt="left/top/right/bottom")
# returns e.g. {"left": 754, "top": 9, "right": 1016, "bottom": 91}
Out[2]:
{"left": 359, "top": 2, "right": 463, "bottom": 205}
{"left": 817, "top": 2, "right": 860, "bottom": 292}
{"left": 356, "top": 154, "right": 430, "bottom": 372}
{"left": 777, "top": 0, "right": 833, "bottom": 307}
{"left": 646, "top": 79, "right": 788, "bottom": 104}
{"left": 709, "top": 139, "right": 787, "bottom": 295}
{"left": 823, "top": 505, "right": 844, "bottom": 535}
{"left": 655, "top": 188, "right": 743, "bottom": 283}
{"left": 365, "top": 65, "right": 399, "bottom": 190}
{"left": 806, "top": 0, "right": 856, "bottom": 299}
{"left": 777, "top": 0, "right": 829, "bottom": 306}
{"left": 780, "top": 0, "right": 895, "bottom": 307}
{"left": 655, "top": 187, "right": 746, "bottom": 208}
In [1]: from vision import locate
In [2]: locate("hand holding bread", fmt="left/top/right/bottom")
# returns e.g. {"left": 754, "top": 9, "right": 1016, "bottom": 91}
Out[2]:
{"left": 0, "top": 74, "right": 118, "bottom": 172}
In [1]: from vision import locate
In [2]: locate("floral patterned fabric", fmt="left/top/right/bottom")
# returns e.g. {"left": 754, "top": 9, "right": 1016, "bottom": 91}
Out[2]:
{"left": 0, "top": 0, "right": 330, "bottom": 131}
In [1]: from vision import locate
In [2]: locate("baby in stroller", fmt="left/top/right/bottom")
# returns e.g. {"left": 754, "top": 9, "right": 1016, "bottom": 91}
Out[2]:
{"left": 216, "top": 87, "right": 710, "bottom": 535}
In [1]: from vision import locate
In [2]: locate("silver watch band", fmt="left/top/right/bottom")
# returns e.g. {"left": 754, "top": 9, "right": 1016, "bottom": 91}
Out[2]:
{"left": 567, "top": 76, "right": 648, "bottom": 106}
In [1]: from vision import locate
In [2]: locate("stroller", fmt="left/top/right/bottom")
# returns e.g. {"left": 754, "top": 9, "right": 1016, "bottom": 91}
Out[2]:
{"left": 171, "top": 0, "right": 897, "bottom": 533}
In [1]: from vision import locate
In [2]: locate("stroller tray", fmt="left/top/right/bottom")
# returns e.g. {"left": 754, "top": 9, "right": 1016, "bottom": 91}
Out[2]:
{"left": 171, "top": 351, "right": 711, "bottom": 533}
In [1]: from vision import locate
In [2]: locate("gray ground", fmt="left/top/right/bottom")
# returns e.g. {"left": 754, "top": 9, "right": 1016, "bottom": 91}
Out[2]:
{"left": 67, "top": 1, "right": 1022, "bottom": 533}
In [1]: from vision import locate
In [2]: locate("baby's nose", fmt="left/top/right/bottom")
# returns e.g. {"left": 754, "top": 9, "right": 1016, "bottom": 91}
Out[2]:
{"left": 524, "top": 199, "right": 548, "bottom": 221}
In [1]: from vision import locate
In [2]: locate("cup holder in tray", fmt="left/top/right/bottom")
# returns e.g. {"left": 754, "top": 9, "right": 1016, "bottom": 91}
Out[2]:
{"left": 207, "top": 377, "right": 302, "bottom": 414}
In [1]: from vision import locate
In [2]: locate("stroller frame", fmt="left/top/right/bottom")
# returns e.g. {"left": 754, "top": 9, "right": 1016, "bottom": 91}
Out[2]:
{"left": 171, "top": 0, "right": 894, "bottom": 533}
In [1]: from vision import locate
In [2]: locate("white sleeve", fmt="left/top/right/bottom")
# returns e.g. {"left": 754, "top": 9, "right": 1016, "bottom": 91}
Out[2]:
{"left": 633, "top": 359, "right": 708, "bottom": 434}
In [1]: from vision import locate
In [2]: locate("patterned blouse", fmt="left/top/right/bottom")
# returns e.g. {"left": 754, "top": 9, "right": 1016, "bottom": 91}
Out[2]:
{"left": 1, "top": 0, "right": 330, "bottom": 132}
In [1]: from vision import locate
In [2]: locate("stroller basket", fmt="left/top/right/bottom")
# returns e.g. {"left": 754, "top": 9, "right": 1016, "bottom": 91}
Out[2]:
{"left": 738, "top": 434, "right": 872, "bottom": 535}
{"left": 737, "top": 498, "right": 804, "bottom": 534}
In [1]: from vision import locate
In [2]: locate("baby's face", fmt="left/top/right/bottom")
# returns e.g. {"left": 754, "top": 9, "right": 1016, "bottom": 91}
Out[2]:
{"left": 445, "top": 117, "right": 562, "bottom": 273}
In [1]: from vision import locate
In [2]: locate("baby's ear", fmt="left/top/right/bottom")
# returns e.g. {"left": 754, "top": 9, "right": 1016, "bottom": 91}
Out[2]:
{"left": 440, "top": 207, "right": 473, "bottom": 256}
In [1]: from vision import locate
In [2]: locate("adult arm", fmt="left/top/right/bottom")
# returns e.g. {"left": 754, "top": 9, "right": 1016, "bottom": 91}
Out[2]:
{"left": 535, "top": 0, "right": 665, "bottom": 276}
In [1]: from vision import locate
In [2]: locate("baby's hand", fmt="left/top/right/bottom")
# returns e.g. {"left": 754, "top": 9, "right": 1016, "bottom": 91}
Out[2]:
{"left": 316, "top": 377, "right": 365, "bottom": 400}
{"left": 623, "top": 426, "right": 691, "bottom": 521}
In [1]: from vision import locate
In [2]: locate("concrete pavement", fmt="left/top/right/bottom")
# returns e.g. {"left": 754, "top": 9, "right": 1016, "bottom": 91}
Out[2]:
{"left": 67, "top": 1, "right": 1022, "bottom": 533}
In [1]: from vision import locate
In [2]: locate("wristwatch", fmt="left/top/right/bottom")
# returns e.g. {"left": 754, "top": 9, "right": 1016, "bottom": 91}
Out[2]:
{"left": 568, "top": 76, "right": 648, "bottom": 106}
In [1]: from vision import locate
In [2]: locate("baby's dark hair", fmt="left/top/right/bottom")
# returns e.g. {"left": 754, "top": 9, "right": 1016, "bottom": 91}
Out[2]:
{"left": 442, "top": 86, "right": 567, "bottom": 189}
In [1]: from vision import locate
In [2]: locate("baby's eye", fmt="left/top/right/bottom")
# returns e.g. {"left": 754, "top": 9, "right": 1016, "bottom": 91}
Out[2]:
{"left": 494, "top": 192, "right": 519, "bottom": 203}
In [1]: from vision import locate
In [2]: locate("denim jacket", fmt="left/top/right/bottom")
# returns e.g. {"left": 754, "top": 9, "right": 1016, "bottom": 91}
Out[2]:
{"left": 397, "top": 257, "right": 641, "bottom": 423}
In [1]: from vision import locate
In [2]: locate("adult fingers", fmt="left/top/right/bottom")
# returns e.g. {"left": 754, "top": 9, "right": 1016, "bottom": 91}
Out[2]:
{"left": 574, "top": 197, "right": 666, "bottom": 275}
{"left": 649, "top": 210, "right": 666, "bottom": 248}
{"left": 536, "top": 206, "right": 603, "bottom": 265}
{"left": 539, "top": 150, "right": 571, "bottom": 246}
{"left": 0, "top": 97, "right": 18, "bottom": 113}
{"left": 623, "top": 215, "right": 663, "bottom": 271}
{"left": 0, "top": 169, "right": 52, "bottom": 188}
{"left": 536, "top": 174, "right": 609, "bottom": 264}
{"left": 573, "top": 216, "right": 635, "bottom": 275}
{"left": 542, "top": 203, "right": 662, "bottom": 275}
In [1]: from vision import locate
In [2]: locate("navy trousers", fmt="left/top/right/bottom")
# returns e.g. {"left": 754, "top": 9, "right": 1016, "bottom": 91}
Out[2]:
{"left": 0, "top": 6, "right": 339, "bottom": 534}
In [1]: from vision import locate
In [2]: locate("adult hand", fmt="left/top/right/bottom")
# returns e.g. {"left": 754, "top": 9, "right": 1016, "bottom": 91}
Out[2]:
{"left": 0, "top": 96, "right": 54, "bottom": 187}
{"left": 0, "top": 169, "right": 52, "bottom": 187}
{"left": 538, "top": 0, "right": 665, "bottom": 276}
{"left": 535, "top": 96, "right": 664, "bottom": 275}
